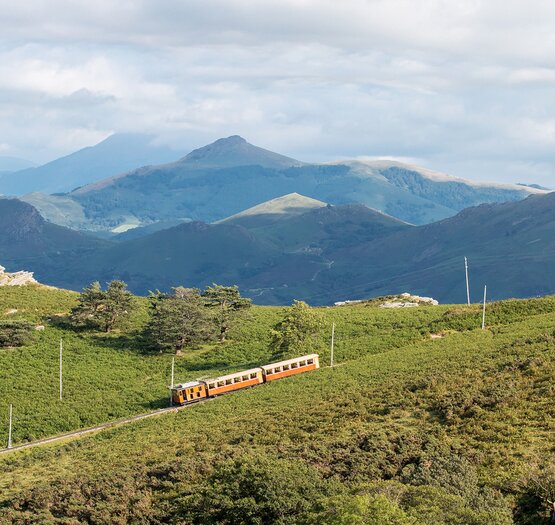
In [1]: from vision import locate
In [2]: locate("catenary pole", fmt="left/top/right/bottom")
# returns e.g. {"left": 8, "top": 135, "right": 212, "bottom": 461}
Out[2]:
{"left": 7, "top": 404, "right": 12, "bottom": 449}
{"left": 59, "top": 338, "right": 63, "bottom": 401}
{"left": 464, "top": 257, "right": 471, "bottom": 306}
{"left": 330, "top": 322, "right": 335, "bottom": 367}
{"left": 170, "top": 357, "right": 175, "bottom": 406}
{"left": 482, "top": 285, "right": 487, "bottom": 330}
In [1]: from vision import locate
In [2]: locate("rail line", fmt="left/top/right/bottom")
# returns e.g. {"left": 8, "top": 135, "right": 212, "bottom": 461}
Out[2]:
{"left": 0, "top": 402, "right": 199, "bottom": 455}
{"left": 0, "top": 358, "right": 332, "bottom": 455}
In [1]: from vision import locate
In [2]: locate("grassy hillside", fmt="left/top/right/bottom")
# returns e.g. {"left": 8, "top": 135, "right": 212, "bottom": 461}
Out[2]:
{"left": 0, "top": 285, "right": 451, "bottom": 446}
{"left": 0, "top": 286, "right": 554, "bottom": 523}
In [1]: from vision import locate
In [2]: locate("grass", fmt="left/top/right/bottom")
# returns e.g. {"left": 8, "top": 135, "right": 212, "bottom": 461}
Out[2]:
{"left": 0, "top": 285, "right": 465, "bottom": 446}
{"left": 1, "top": 286, "right": 554, "bottom": 523}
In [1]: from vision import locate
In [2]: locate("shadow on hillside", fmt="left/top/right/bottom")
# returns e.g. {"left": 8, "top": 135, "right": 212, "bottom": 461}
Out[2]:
{"left": 90, "top": 332, "right": 152, "bottom": 355}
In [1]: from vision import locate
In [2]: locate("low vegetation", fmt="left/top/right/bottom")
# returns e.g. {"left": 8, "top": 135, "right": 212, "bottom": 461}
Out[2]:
{"left": 0, "top": 285, "right": 554, "bottom": 523}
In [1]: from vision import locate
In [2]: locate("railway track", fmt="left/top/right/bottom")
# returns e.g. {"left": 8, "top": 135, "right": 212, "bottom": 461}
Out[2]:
{"left": 0, "top": 358, "right": 330, "bottom": 455}
{"left": 0, "top": 403, "right": 195, "bottom": 455}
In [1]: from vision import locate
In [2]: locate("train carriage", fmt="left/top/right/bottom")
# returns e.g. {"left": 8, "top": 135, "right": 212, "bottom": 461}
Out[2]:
{"left": 205, "top": 368, "right": 264, "bottom": 397}
{"left": 261, "top": 354, "right": 319, "bottom": 381}
{"left": 170, "top": 355, "right": 319, "bottom": 406}
{"left": 171, "top": 381, "right": 208, "bottom": 405}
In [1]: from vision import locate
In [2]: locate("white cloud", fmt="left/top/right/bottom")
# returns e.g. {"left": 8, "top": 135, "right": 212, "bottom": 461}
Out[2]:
{"left": 0, "top": 0, "right": 554, "bottom": 185}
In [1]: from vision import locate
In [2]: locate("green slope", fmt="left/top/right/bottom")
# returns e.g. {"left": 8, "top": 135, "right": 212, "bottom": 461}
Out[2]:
{"left": 0, "top": 285, "right": 554, "bottom": 523}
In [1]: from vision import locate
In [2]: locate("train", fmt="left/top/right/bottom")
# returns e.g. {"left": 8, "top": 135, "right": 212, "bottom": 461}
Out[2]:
{"left": 171, "top": 354, "right": 320, "bottom": 405}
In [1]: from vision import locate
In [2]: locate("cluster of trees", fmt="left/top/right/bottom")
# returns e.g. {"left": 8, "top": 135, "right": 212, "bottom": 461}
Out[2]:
{"left": 70, "top": 281, "right": 326, "bottom": 357}
{"left": 145, "top": 284, "right": 252, "bottom": 354}
{"left": 70, "top": 281, "right": 254, "bottom": 354}
{"left": 70, "top": 280, "right": 135, "bottom": 333}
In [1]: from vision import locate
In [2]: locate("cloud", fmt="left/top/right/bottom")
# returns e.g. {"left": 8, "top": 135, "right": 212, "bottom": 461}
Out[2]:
{"left": 0, "top": 1, "right": 554, "bottom": 186}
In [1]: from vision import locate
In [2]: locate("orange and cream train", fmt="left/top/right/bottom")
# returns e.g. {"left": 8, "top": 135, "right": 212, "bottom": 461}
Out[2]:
{"left": 171, "top": 354, "right": 320, "bottom": 405}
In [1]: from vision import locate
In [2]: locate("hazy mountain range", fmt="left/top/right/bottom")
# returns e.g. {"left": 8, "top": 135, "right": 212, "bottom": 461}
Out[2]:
{"left": 0, "top": 133, "right": 183, "bottom": 196}
{"left": 0, "top": 155, "right": 36, "bottom": 174}
{"left": 5, "top": 135, "right": 544, "bottom": 232}
{"left": 1, "top": 189, "right": 554, "bottom": 305}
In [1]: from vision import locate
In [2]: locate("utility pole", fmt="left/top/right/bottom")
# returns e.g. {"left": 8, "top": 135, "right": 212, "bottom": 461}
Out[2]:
{"left": 482, "top": 285, "right": 487, "bottom": 330}
{"left": 330, "top": 322, "right": 335, "bottom": 368}
{"left": 170, "top": 357, "right": 175, "bottom": 406}
{"left": 7, "top": 404, "right": 12, "bottom": 449}
{"left": 464, "top": 257, "right": 471, "bottom": 306}
{"left": 59, "top": 338, "right": 63, "bottom": 401}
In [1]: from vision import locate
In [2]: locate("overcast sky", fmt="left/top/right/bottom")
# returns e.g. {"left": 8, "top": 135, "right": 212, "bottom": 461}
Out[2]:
{"left": 1, "top": 0, "right": 555, "bottom": 186}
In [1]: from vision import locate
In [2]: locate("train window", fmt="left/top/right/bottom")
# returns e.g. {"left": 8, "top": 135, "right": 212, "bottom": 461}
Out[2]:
{"left": 234, "top": 377, "right": 241, "bottom": 383}
{"left": 226, "top": 379, "right": 233, "bottom": 385}
{"left": 242, "top": 375, "right": 249, "bottom": 381}
{"left": 208, "top": 383, "right": 215, "bottom": 389}
{"left": 283, "top": 364, "right": 290, "bottom": 370}
{"left": 307, "top": 359, "right": 314, "bottom": 365}
{"left": 274, "top": 367, "right": 281, "bottom": 374}
{"left": 196, "top": 392, "right": 201, "bottom": 397}
{"left": 291, "top": 362, "right": 298, "bottom": 368}
{"left": 250, "top": 373, "right": 257, "bottom": 379}
{"left": 300, "top": 361, "right": 306, "bottom": 367}
{"left": 218, "top": 381, "right": 225, "bottom": 387}
{"left": 266, "top": 369, "right": 273, "bottom": 375}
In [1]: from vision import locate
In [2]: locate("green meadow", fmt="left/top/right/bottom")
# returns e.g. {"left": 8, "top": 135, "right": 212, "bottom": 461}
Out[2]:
{"left": 0, "top": 285, "right": 554, "bottom": 523}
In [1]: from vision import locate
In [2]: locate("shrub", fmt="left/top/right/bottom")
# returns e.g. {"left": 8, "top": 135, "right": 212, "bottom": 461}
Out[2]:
{"left": 0, "top": 320, "right": 34, "bottom": 347}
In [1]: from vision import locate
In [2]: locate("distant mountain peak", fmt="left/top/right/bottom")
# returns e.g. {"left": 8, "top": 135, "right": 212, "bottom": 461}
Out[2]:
{"left": 218, "top": 193, "right": 326, "bottom": 227}
{"left": 180, "top": 136, "right": 303, "bottom": 169}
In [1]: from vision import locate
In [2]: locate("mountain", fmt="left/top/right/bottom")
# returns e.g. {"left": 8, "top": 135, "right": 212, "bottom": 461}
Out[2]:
{"left": 26, "top": 136, "right": 544, "bottom": 232}
{"left": 0, "top": 133, "right": 183, "bottom": 196}
{"left": 0, "top": 198, "right": 107, "bottom": 286}
{"left": 319, "top": 191, "right": 555, "bottom": 304}
{"left": 218, "top": 192, "right": 327, "bottom": 229}
{"left": 85, "top": 221, "right": 295, "bottom": 294}
{"left": 2, "top": 192, "right": 554, "bottom": 304}
{"left": 177, "top": 134, "right": 304, "bottom": 169}
{"left": 0, "top": 156, "right": 36, "bottom": 176}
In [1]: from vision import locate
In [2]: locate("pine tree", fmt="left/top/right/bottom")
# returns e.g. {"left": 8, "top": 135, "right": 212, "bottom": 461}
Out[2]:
{"left": 70, "top": 280, "right": 135, "bottom": 332}
{"left": 203, "top": 284, "right": 252, "bottom": 343}
{"left": 70, "top": 281, "right": 105, "bottom": 329}
{"left": 100, "top": 280, "right": 135, "bottom": 333}
{"left": 146, "top": 287, "right": 213, "bottom": 354}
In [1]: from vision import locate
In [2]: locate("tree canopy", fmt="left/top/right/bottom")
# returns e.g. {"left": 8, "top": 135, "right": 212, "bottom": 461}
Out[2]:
{"left": 70, "top": 280, "right": 135, "bottom": 332}
{"left": 203, "top": 284, "right": 252, "bottom": 342}
{"left": 270, "top": 300, "right": 324, "bottom": 356}
{"left": 145, "top": 287, "right": 212, "bottom": 354}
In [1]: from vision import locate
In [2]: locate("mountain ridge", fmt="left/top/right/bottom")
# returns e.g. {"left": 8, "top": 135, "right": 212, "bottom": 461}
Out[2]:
{"left": 0, "top": 133, "right": 184, "bottom": 196}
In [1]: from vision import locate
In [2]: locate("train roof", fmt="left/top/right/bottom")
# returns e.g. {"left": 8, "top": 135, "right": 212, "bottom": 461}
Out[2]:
{"left": 261, "top": 354, "right": 319, "bottom": 370}
{"left": 205, "top": 367, "right": 262, "bottom": 383}
{"left": 172, "top": 381, "right": 202, "bottom": 390}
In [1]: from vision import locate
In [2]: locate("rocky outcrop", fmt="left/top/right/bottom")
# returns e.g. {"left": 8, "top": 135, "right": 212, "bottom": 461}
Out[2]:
{"left": 0, "top": 265, "right": 37, "bottom": 286}
{"left": 379, "top": 293, "right": 439, "bottom": 308}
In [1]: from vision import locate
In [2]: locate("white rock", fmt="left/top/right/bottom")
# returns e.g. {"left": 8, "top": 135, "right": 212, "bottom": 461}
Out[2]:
{"left": 0, "top": 265, "right": 37, "bottom": 287}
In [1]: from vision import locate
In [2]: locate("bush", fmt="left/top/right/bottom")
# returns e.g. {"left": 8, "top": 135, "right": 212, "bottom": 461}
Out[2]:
{"left": 0, "top": 320, "right": 34, "bottom": 347}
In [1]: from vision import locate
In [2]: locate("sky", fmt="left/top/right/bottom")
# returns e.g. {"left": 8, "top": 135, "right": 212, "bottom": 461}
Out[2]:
{"left": 1, "top": 0, "right": 555, "bottom": 187}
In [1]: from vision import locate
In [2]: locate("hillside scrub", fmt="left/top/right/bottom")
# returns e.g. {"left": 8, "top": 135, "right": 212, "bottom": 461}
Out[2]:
{"left": 0, "top": 320, "right": 34, "bottom": 348}
{"left": 0, "top": 289, "right": 554, "bottom": 521}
